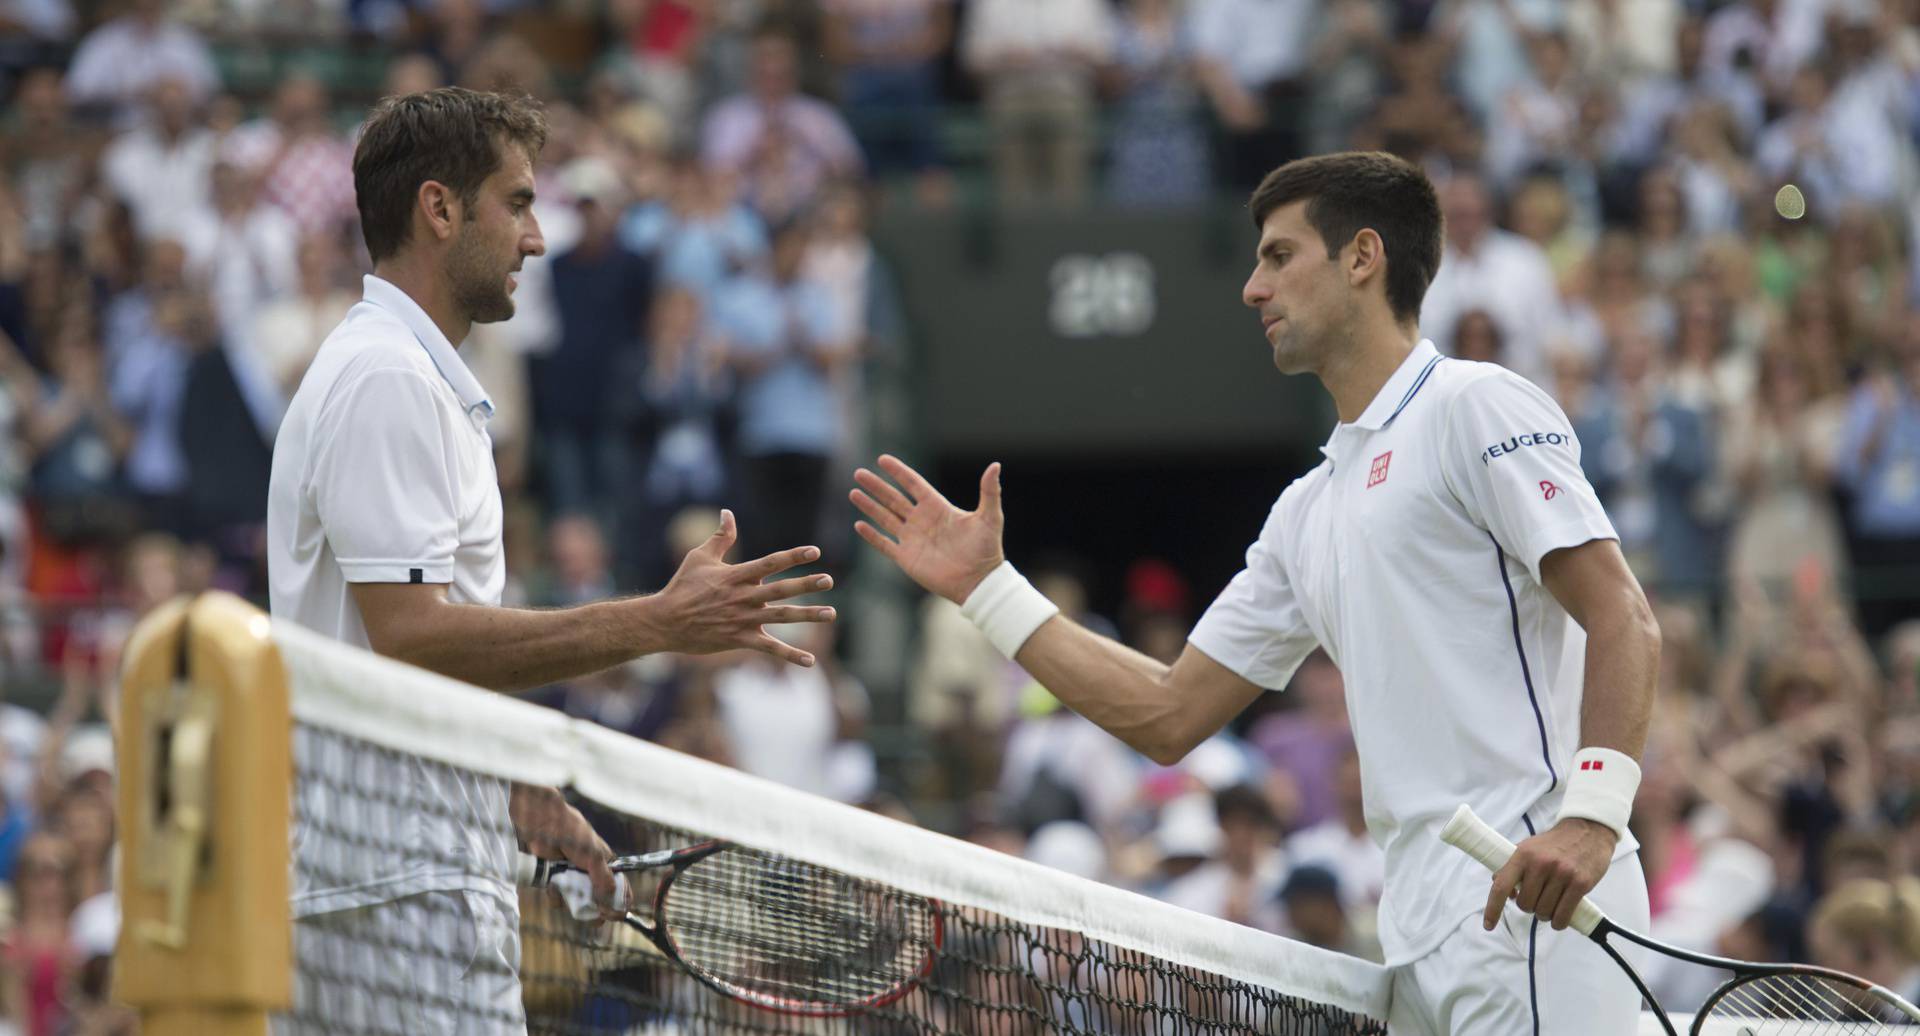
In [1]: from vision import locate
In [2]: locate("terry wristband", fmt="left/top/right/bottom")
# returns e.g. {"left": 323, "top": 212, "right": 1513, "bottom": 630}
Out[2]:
{"left": 960, "top": 562, "right": 1060, "bottom": 659}
{"left": 1557, "top": 747, "right": 1641, "bottom": 839}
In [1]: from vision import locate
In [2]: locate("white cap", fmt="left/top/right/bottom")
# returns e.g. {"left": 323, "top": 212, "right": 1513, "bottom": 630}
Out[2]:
{"left": 561, "top": 157, "right": 624, "bottom": 208}
{"left": 61, "top": 725, "right": 114, "bottom": 783}
{"left": 1025, "top": 820, "right": 1108, "bottom": 882}
{"left": 1185, "top": 736, "right": 1255, "bottom": 791}
{"left": 70, "top": 891, "right": 118, "bottom": 959}
{"left": 1153, "top": 792, "right": 1222, "bottom": 861}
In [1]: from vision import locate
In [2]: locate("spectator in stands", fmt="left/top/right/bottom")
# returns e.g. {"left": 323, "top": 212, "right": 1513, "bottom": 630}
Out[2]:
{"left": 1187, "top": 0, "right": 1315, "bottom": 191}
{"left": 960, "top": 0, "right": 1113, "bottom": 207}
{"left": 1419, "top": 171, "right": 1565, "bottom": 387}
{"left": 533, "top": 513, "right": 616, "bottom": 608}
{"left": 823, "top": 0, "right": 953, "bottom": 203}
{"left": 1104, "top": 0, "right": 1210, "bottom": 208}
{"left": 0, "top": 0, "right": 73, "bottom": 51}
{"left": 8, "top": 831, "right": 81, "bottom": 1036}
{"left": 249, "top": 232, "right": 356, "bottom": 398}
{"left": 1485, "top": 29, "right": 1583, "bottom": 189}
{"left": 1757, "top": 59, "right": 1904, "bottom": 216}
{"left": 223, "top": 72, "right": 358, "bottom": 239}
{"left": 1286, "top": 746, "right": 1385, "bottom": 931}
{"left": 62, "top": 0, "right": 218, "bottom": 117}
{"left": 22, "top": 315, "right": 133, "bottom": 537}
{"left": 6, "top": 68, "right": 91, "bottom": 255}
{"left": 1161, "top": 784, "right": 1286, "bottom": 931}
{"left": 600, "top": 0, "right": 705, "bottom": 135}
{"left": 533, "top": 157, "right": 654, "bottom": 520}
{"left": 1301, "top": 0, "right": 1392, "bottom": 159}
{"left": 713, "top": 218, "right": 852, "bottom": 563}
{"left": 711, "top": 621, "right": 854, "bottom": 798}
{"left": 105, "top": 239, "right": 206, "bottom": 538}
{"left": 1614, "top": 15, "right": 1763, "bottom": 169}
{"left": 621, "top": 155, "right": 767, "bottom": 300}
{"left": 1835, "top": 316, "right": 1920, "bottom": 639}
{"left": 1701, "top": 0, "right": 1827, "bottom": 102}
{"left": 98, "top": 76, "right": 216, "bottom": 245}
{"left": 1724, "top": 346, "right": 1849, "bottom": 604}
{"left": 1248, "top": 651, "right": 1350, "bottom": 831}
{"left": 701, "top": 29, "right": 863, "bottom": 221}
{"left": 616, "top": 285, "right": 731, "bottom": 590}
{"left": 1667, "top": 102, "right": 1750, "bottom": 239}
{"left": 1277, "top": 864, "right": 1379, "bottom": 960}
{"left": 181, "top": 161, "right": 299, "bottom": 338}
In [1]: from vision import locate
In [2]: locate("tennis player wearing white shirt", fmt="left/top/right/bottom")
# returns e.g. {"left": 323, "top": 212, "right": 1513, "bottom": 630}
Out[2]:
{"left": 267, "top": 88, "right": 835, "bottom": 1034}
{"left": 850, "top": 151, "right": 1659, "bottom": 1034}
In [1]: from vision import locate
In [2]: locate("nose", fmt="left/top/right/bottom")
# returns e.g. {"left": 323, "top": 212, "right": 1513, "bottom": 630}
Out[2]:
{"left": 524, "top": 209, "right": 547, "bottom": 258}
{"left": 1242, "top": 268, "right": 1269, "bottom": 309}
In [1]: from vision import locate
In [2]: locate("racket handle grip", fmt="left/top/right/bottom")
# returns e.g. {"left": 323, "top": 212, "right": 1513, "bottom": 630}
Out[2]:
{"left": 1440, "top": 804, "right": 1607, "bottom": 937}
{"left": 515, "top": 852, "right": 561, "bottom": 888}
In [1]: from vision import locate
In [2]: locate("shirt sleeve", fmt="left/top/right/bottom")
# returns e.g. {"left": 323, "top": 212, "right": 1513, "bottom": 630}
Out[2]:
{"left": 310, "top": 368, "right": 461, "bottom": 584}
{"left": 1438, "top": 370, "right": 1618, "bottom": 584}
{"left": 1187, "top": 499, "right": 1319, "bottom": 691}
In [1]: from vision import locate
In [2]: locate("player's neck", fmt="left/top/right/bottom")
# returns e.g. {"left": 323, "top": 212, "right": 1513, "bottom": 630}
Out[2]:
{"left": 372, "top": 258, "right": 472, "bottom": 347}
{"left": 1322, "top": 322, "right": 1418, "bottom": 424}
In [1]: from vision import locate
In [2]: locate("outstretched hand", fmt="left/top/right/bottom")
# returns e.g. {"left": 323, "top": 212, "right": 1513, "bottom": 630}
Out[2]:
{"left": 651, "top": 509, "right": 836, "bottom": 667}
{"left": 850, "top": 455, "right": 1006, "bottom": 604}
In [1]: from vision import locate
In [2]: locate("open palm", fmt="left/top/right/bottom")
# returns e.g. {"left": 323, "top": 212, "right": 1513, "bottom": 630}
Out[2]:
{"left": 850, "top": 455, "right": 1006, "bottom": 604}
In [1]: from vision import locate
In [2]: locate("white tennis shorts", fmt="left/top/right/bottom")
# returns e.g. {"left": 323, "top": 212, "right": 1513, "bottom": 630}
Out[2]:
{"left": 1388, "top": 852, "right": 1652, "bottom": 1036}
{"left": 277, "top": 889, "right": 526, "bottom": 1036}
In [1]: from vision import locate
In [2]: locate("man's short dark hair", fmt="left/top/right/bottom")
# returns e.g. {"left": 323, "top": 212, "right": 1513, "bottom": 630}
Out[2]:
{"left": 1248, "top": 151, "right": 1443, "bottom": 325}
{"left": 353, "top": 87, "right": 548, "bottom": 263}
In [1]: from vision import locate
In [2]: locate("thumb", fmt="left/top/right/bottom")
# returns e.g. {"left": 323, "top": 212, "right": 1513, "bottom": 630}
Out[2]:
{"left": 980, "top": 462, "right": 1004, "bottom": 519}
{"left": 704, "top": 508, "right": 738, "bottom": 558}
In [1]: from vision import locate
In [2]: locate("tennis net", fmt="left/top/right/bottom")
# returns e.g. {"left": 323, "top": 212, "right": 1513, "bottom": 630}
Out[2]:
{"left": 244, "top": 615, "right": 1396, "bottom": 1034}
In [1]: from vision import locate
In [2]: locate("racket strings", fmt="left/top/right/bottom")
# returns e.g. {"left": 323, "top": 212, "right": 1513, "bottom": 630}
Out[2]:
{"left": 1707, "top": 971, "right": 1915, "bottom": 1031}
{"left": 662, "top": 846, "right": 938, "bottom": 1008}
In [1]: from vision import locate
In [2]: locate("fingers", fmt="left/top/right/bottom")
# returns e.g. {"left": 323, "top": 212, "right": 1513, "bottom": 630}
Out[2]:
{"left": 754, "top": 630, "right": 817, "bottom": 668}
{"left": 854, "top": 521, "right": 901, "bottom": 560}
{"left": 979, "top": 462, "right": 1003, "bottom": 518}
{"left": 585, "top": 853, "right": 620, "bottom": 921}
{"left": 737, "top": 543, "right": 822, "bottom": 583}
{"left": 877, "top": 454, "right": 948, "bottom": 508}
{"left": 1550, "top": 878, "right": 1586, "bottom": 931}
{"left": 853, "top": 467, "right": 916, "bottom": 517}
{"left": 758, "top": 604, "right": 837, "bottom": 625}
{"left": 1483, "top": 859, "right": 1522, "bottom": 931}
{"left": 699, "top": 509, "right": 739, "bottom": 560}
{"left": 749, "top": 573, "right": 834, "bottom": 605}
{"left": 850, "top": 489, "right": 906, "bottom": 536}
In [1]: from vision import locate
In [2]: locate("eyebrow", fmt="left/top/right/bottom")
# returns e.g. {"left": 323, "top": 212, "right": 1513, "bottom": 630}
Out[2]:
{"left": 1258, "top": 238, "right": 1298, "bottom": 262}
{"left": 509, "top": 187, "right": 536, "bottom": 205}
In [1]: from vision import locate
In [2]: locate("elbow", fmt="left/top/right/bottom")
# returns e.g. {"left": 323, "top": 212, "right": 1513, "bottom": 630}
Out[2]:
{"left": 1137, "top": 717, "right": 1209, "bottom": 767}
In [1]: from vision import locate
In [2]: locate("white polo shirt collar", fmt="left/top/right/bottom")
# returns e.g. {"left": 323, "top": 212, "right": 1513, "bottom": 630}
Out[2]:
{"left": 1321, "top": 338, "right": 1445, "bottom": 464}
{"left": 360, "top": 275, "right": 495, "bottom": 422}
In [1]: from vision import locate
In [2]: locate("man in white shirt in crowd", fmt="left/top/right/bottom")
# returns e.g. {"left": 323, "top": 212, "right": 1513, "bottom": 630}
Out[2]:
{"left": 267, "top": 87, "right": 837, "bottom": 1034}
{"left": 850, "top": 150, "right": 1660, "bottom": 1034}
{"left": 1417, "top": 170, "right": 1568, "bottom": 389}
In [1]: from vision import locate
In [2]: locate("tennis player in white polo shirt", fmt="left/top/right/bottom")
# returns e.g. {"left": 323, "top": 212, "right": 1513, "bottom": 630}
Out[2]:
{"left": 267, "top": 88, "right": 835, "bottom": 1034}
{"left": 849, "top": 151, "right": 1659, "bottom": 1034}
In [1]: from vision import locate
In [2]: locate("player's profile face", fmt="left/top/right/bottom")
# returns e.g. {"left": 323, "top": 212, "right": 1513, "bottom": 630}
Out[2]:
{"left": 448, "top": 142, "right": 544, "bottom": 326}
{"left": 1242, "top": 201, "right": 1337, "bottom": 376}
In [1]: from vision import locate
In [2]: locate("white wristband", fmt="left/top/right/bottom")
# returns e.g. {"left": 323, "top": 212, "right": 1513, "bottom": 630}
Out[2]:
{"left": 1557, "top": 747, "right": 1641, "bottom": 838}
{"left": 959, "top": 562, "right": 1060, "bottom": 659}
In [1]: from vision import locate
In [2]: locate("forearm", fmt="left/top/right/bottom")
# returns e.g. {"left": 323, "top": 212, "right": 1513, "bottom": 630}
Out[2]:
{"left": 1577, "top": 604, "right": 1659, "bottom": 760}
{"left": 372, "top": 597, "right": 670, "bottom": 694}
{"left": 1012, "top": 617, "right": 1191, "bottom": 763}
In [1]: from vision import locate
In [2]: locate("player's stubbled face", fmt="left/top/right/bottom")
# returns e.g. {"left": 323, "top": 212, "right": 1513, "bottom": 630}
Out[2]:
{"left": 449, "top": 143, "right": 545, "bottom": 326}
{"left": 1242, "top": 201, "right": 1337, "bottom": 376}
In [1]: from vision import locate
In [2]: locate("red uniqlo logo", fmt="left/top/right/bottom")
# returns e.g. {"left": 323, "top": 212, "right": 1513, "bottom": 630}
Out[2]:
{"left": 1367, "top": 451, "right": 1392, "bottom": 488}
{"left": 1580, "top": 760, "right": 1604, "bottom": 771}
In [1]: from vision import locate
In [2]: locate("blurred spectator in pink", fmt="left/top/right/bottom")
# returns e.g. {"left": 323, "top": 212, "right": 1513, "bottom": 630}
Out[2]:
{"left": 824, "top": 0, "right": 952, "bottom": 203}
{"left": 98, "top": 77, "right": 215, "bottom": 245}
{"left": 1835, "top": 315, "right": 1920, "bottom": 639}
{"left": 1419, "top": 171, "right": 1565, "bottom": 388}
{"left": 8, "top": 832, "right": 79, "bottom": 1036}
{"left": 1189, "top": 0, "right": 1314, "bottom": 191}
{"left": 701, "top": 29, "right": 864, "bottom": 220}
{"left": 222, "top": 72, "right": 358, "bottom": 238}
{"left": 1248, "top": 651, "right": 1350, "bottom": 832}
{"left": 961, "top": 0, "right": 1113, "bottom": 206}
{"left": 248, "top": 232, "right": 355, "bottom": 399}
{"left": 1103, "top": 0, "right": 1210, "bottom": 207}
{"left": 63, "top": 0, "right": 218, "bottom": 117}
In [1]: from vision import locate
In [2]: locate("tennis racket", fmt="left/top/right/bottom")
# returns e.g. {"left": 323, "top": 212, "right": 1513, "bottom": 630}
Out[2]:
{"left": 518, "top": 839, "right": 943, "bottom": 1017}
{"left": 1441, "top": 804, "right": 1920, "bottom": 1034}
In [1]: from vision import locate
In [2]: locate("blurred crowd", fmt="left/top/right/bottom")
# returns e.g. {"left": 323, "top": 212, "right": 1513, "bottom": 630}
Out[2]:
{"left": 1, "top": 0, "right": 1920, "bottom": 1030}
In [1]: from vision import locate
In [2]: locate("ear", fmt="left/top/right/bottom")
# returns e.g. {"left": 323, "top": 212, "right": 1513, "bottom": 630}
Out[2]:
{"left": 1347, "top": 227, "right": 1386, "bottom": 289}
{"left": 417, "top": 180, "right": 461, "bottom": 244}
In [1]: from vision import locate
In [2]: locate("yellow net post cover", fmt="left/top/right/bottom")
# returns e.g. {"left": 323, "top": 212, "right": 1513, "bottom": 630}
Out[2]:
{"left": 115, "top": 593, "right": 292, "bottom": 1036}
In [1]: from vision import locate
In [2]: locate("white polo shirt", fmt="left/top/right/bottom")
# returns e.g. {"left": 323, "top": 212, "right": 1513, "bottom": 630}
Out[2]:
{"left": 1189, "top": 339, "right": 1637, "bottom": 968}
{"left": 267, "top": 274, "right": 513, "bottom": 917}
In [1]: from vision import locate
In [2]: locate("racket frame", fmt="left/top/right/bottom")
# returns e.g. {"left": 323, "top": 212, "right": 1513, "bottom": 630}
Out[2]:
{"left": 524, "top": 840, "right": 943, "bottom": 1017}
{"left": 1440, "top": 804, "right": 1920, "bottom": 1035}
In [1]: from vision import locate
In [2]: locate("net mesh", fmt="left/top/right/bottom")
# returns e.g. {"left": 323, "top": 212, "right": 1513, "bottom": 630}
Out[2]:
{"left": 267, "top": 622, "right": 1393, "bottom": 1036}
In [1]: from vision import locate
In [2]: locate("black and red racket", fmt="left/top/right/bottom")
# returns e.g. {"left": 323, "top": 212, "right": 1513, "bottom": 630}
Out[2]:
{"left": 519, "top": 840, "right": 943, "bottom": 1017}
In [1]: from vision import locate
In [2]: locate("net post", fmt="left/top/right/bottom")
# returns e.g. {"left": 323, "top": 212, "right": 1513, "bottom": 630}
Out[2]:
{"left": 115, "top": 592, "right": 292, "bottom": 1035}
